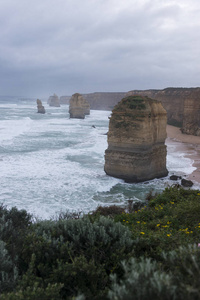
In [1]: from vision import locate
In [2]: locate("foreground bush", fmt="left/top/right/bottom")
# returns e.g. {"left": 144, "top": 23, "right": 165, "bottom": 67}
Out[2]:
{"left": 1, "top": 215, "right": 134, "bottom": 299}
{"left": 0, "top": 186, "right": 200, "bottom": 299}
{"left": 108, "top": 244, "right": 200, "bottom": 300}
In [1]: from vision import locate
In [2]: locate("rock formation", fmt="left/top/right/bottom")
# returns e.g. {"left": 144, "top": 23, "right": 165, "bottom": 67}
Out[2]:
{"left": 69, "top": 93, "right": 90, "bottom": 119}
{"left": 104, "top": 95, "right": 168, "bottom": 182}
{"left": 61, "top": 88, "right": 200, "bottom": 136}
{"left": 36, "top": 99, "right": 45, "bottom": 114}
{"left": 48, "top": 94, "right": 60, "bottom": 107}
{"left": 181, "top": 98, "right": 200, "bottom": 135}
{"left": 127, "top": 88, "right": 200, "bottom": 136}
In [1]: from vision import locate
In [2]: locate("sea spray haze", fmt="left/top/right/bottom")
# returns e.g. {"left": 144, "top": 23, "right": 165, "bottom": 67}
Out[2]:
{"left": 0, "top": 98, "right": 198, "bottom": 219}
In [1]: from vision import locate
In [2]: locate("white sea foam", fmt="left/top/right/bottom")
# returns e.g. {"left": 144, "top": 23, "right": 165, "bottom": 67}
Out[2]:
{"left": 166, "top": 143, "right": 196, "bottom": 175}
{"left": 0, "top": 101, "right": 199, "bottom": 219}
{"left": 1, "top": 117, "right": 33, "bottom": 143}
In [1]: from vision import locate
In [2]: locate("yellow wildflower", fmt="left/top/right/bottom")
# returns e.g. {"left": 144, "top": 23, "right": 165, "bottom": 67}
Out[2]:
{"left": 140, "top": 232, "right": 145, "bottom": 235}
{"left": 137, "top": 221, "right": 140, "bottom": 223}
{"left": 167, "top": 234, "right": 171, "bottom": 237}
{"left": 156, "top": 224, "right": 160, "bottom": 227}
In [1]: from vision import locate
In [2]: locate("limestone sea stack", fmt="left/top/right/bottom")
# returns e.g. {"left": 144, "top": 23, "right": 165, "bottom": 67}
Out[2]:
{"left": 48, "top": 94, "right": 60, "bottom": 107}
{"left": 104, "top": 95, "right": 168, "bottom": 183}
{"left": 69, "top": 93, "right": 90, "bottom": 119}
{"left": 36, "top": 99, "right": 45, "bottom": 114}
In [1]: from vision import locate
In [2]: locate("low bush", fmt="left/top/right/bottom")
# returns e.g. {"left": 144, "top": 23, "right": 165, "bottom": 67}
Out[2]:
{"left": 0, "top": 186, "right": 200, "bottom": 299}
{"left": 108, "top": 244, "right": 200, "bottom": 300}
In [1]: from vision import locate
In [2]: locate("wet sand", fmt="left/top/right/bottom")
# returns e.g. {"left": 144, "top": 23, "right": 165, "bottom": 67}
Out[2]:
{"left": 166, "top": 125, "right": 200, "bottom": 184}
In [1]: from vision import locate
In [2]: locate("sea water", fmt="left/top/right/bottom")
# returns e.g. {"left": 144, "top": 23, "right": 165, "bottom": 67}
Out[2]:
{"left": 0, "top": 97, "right": 198, "bottom": 219}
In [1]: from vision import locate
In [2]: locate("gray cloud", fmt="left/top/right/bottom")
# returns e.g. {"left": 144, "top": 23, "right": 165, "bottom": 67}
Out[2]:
{"left": 0, "top": 0, "right": 200, "bottom": 98}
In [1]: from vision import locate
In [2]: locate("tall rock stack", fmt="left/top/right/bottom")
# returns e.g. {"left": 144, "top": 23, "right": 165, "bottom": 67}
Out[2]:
{"left": 48, "top": 94, "right": 60, "bottom": 107}
{"left": 36, "top": 99, "right": 45, "bottom": 114}
{"left": 69, "top": 93, "right": 90, "bottom": 119}
{"left": 104, "top": 95, "right": 168, "bottom": 183}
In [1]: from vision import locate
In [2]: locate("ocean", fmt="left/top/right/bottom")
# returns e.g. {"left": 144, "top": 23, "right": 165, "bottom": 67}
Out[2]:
{"left": 0, "top": 97, "right": 198, "bottom": 219}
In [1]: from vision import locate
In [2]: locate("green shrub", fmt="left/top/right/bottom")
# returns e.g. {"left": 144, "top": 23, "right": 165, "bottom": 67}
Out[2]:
{"left": 90, "top": 205, "right": 125, "bottom": 218}
{"left": 0, "top": 282, "right": 63, "bottom": 300}
{"left": 0, "top": 240, "right": 18, "bottom": 293}
{"left": 162, "top": 244, "right": 200, "bottom": 300}
{"left": 19, "top": 216, "right": 134, "bottom": 299}
{"left": 108, "top": 257, "right": 176, "bottom": 300}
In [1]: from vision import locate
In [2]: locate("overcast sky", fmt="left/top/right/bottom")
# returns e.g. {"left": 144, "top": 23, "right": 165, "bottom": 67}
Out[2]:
{"left": 0, "top": 0, "right": 200, "bottom": 98}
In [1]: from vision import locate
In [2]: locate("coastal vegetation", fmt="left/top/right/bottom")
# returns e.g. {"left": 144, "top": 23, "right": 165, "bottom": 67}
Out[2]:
{"left": 0, "top": 186, "right": 200, "bottom": 299}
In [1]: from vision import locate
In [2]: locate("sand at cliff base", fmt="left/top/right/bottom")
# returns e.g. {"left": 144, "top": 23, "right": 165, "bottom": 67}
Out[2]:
{"left": 166, "top": 125, "right": 200, "bottom": 184}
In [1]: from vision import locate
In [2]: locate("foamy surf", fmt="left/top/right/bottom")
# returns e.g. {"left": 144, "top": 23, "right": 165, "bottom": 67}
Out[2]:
{"left": 0, "top": 99, "right": 199, "bottom": 219}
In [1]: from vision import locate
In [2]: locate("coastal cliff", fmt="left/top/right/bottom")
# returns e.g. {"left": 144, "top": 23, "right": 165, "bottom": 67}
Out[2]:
{"left": 104, "top": 95, "right": 168, "bottom": 182}
{"left": 127, "top": 88, "right": 200, "bottom": 135}
{"left": 182, "top": 98, "right": 200, "bottom": 135}
{"left": 82, "top": 92, "right": 126, "bottom": 110}
{"left": 61, "top": 88, "right": 200, "bottom": 136}
{"left": 69, "top": 93, "right": 90, "bottom": 119}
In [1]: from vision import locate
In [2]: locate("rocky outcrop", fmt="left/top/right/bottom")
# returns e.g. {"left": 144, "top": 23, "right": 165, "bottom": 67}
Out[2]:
{"left": 104, "top": 95, "right": 168, "bottom": 182}
{"left": 181, "top": 178, "right": 193, "bottom": 187}
{"left": 69, "top": 93, "right": 90, "bottom": 119}
{"left": 36, "top": 99, "right": 45, "bottom": 114}
{"left": 48, "top": 94, "right": 60, "bottom": 107}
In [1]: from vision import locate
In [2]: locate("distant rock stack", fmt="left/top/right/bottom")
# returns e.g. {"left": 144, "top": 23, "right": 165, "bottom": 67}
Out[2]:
{"left": 104, "top": 95, "right": 168, "bottom": 183}
{"left": 69, "top": 93, "right": 90, "bottom": 119}
{"left": 37, "top": 99, "right": 45, "bottom": 114}
{"left": 48, "top": 94, "right": 60, "bottom": 107}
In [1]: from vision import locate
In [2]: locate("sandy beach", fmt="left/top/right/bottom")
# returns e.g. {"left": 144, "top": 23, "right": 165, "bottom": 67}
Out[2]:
{"left": 166, "top": 125, "right": 200, "bottom": 184}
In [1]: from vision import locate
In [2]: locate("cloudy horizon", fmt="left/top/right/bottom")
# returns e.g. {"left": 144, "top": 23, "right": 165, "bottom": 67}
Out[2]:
{"left": 0, "top": 0, "right": 200, "bottom": 98}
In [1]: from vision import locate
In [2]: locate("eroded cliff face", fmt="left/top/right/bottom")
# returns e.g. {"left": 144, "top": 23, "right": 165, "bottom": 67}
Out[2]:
{"left": 69, "top": 93, "right": 90, "bottom": 119}
{"left": 182, "top": 99, "right": 200, "bottom": 135}
{"left": 82, "top": 92, "right": 126, "bottom": 110}
{"left": 62, "top": 88, "right": 200, "bottom": 136}
{"left": 36, "top": 99, "right": 45, "bottom": 114}
{"left": 104, "top": 96, "right": 168, "bottom": 182}
{"left": 127, "top": 88, "right": 200, "bottom": 135}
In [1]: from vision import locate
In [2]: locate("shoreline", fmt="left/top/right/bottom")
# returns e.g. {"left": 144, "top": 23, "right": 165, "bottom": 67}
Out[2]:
{"left": 166, "top": 125, "right": 200, "bottom": 184}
